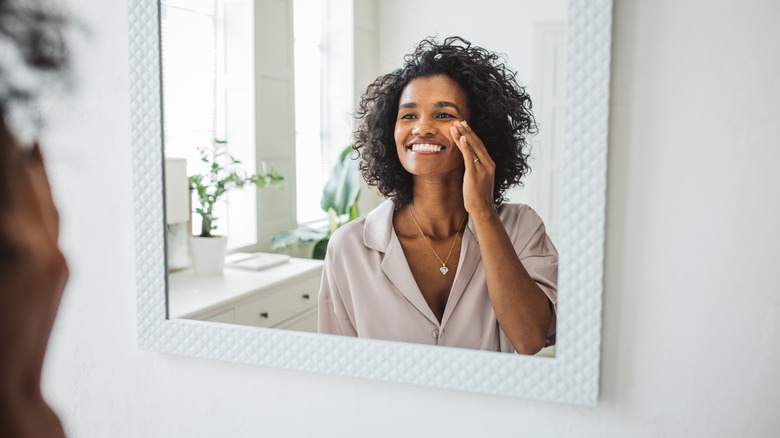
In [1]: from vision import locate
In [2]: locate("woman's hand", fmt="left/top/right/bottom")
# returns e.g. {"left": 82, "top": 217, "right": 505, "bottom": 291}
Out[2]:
{"left": 450, "top": 121, "right": 496, "bottom": 219}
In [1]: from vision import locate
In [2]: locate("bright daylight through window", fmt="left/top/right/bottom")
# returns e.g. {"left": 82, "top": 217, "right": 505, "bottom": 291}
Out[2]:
{"left": 161, "top": 0, "right": 334, "bottom": 254}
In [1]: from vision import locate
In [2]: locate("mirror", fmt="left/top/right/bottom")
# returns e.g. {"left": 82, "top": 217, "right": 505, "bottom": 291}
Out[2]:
{"left": 131, "top": 0, "right": 612, "bottom": 404}
{"left": 162, "top": 0, "right": 566, "bottom": 343}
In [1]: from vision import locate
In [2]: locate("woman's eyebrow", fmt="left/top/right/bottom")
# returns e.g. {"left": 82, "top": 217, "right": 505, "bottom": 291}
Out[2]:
{"left": 435, "top": 101, "right": 461, "bottom": 114}
{"left": 398, "top": 101, "right": 461, "bottom": 113}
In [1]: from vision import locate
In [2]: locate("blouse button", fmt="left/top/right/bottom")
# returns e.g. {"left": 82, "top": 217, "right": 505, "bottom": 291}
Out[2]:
{"left": 432, "top": 330, "right": 439, "bottom": 338}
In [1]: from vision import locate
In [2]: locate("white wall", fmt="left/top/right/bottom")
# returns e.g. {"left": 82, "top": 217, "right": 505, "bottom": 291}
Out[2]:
{"left": 376, "top": 0, "right": 566, "bottom": 85}
{"left": 39, "top": 0, "right": 779, "bottom": 436}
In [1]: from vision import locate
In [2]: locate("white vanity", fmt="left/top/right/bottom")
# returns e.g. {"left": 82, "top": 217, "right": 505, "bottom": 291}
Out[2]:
{"left": 168, "top": 258, "right": 324, "bottom": 332}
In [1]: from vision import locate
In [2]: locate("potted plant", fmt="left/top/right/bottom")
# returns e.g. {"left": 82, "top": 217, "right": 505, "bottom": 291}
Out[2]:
{"left": 272, "top": 146, "right": 360, "bottom": 259}
{"left": 189, "top": 139, "right": 285, "bottom": 275}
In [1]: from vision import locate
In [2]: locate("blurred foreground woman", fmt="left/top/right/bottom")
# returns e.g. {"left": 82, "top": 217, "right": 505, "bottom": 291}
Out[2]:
{"left": 0, "top": 0, "right": 71, "bottom": 436}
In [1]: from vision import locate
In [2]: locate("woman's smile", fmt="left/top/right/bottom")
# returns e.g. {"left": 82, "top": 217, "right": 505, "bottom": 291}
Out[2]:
{"left": 408, "top": 140, "right": 445, "bottom": 154}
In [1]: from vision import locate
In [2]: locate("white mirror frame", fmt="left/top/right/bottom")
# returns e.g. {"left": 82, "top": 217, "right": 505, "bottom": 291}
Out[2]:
{"left": 130, "top": 0, "right": 612, "bottom": 405}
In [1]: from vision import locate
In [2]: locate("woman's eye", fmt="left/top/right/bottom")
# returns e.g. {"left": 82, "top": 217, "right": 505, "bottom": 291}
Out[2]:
{"left": 400, "top": 114, "right": 416, "bottom": 120}
{"left": 436, "top": 113, "right": 455, "bottom": 119}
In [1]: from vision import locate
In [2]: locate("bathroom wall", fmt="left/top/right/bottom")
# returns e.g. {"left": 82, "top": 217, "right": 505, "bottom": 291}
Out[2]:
{"left": 39, "top": 0, "right": 779, "bottom": 436}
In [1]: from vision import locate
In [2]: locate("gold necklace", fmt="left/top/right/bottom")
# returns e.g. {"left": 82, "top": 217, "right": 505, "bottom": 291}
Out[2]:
{"left": 409, "top": 204, "right": 468, "bottom": 275}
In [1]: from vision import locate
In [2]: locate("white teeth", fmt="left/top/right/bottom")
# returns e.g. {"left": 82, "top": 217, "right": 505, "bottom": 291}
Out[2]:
{"left": 411, "top": 143, "right": 442, "bottom": 152}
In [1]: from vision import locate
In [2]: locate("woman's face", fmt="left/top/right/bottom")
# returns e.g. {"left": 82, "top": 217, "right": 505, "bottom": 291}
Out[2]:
{"left": 394, "top": 74, "right": 470, "bottom": 178}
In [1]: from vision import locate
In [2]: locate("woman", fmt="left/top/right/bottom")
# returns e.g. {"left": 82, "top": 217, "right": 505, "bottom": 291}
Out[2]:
{"left": 0, "top": 0, "right": 71, "bottom": 436}
{"left": 318, "top": 36, "right": 557, "bottom": 355}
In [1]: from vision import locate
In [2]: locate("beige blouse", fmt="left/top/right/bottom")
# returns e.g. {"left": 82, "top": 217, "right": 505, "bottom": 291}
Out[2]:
{"left": 318, "top": 200, "right": 558, "bottom": 353}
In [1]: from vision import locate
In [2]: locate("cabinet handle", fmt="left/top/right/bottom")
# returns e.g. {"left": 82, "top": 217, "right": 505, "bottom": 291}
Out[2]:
{"left": 302, "top": 294, "right": 310, "bottom": 300}
{"left": 260, "top": 312, "right": 269, "bottom": 318}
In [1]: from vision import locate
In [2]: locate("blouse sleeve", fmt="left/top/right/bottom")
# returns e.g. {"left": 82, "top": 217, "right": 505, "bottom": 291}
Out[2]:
{"left": 317, "top": 242, "right": 358, "bottom": 337}
{"left": 512, "top": 205, "right": 558, "bottom": 346}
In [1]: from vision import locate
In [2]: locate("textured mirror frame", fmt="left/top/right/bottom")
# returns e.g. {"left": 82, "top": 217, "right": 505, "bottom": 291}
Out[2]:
{"left": 131, "top": 0, "right": 612, "bottom": 405}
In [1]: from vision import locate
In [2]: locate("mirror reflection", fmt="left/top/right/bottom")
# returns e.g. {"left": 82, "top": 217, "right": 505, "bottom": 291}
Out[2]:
{"left": 163, "top": 0, "right": 566, "bottom": 356}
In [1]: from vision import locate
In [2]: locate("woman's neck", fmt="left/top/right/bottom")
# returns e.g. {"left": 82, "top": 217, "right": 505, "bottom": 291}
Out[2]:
{"left": 408, "top": 174, "right": 468, "bottom": 238}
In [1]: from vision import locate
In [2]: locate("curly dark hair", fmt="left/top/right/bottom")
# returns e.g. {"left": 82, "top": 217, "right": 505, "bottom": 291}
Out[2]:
{"left": 354, "top": 36, "right": 537, "bottom": 207}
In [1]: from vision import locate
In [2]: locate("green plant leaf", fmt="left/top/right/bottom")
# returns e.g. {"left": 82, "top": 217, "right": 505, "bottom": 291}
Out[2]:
{"left": 271, "top": 145, "right": 360, "bottom": 260}
{"left": 328, "top": 208, "right": 338, "bottom": 233}
{"left": 348, "top": 193, "right": 360, "bottom": 221}
{"left": 271, "top": 230, "right": 302, "bottom": 248}
{"left": 187, "top": 139, "right": 286, "bottom": 237}
{"left": 312, "top": 237, "right": 330, "bottom": 260}
{"left": 321, "top": 146, "right": 360, "bottom": 216}
{"left": 271, "top": 224, "right": 329, "bottom": 249}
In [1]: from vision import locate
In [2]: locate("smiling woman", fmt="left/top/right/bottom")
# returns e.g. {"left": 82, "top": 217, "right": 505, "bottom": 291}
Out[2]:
{"left": 319, "top": 37, "right": 557, "bottom": 355}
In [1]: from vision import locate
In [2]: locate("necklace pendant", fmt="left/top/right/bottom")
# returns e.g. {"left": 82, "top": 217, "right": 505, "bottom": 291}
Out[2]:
{"left": 440, "top": 266, "right": 449, "bottom": 275}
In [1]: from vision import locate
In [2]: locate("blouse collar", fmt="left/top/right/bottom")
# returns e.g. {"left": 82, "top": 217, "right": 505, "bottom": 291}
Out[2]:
{"left": 362, "top": 199, "right": 479, "bottom": 251}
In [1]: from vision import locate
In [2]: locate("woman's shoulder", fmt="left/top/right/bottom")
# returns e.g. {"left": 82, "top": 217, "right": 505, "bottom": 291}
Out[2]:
{"left": 330, "top": 199, "right": 395, "bottom": 253}
{"left": 497, "top": 203, "right": 556, "bottom": 256}
{"left": 497, "top": 203, "right": 544, "bottom": 226}
{"left": 328, "top": 214, "right": 369, "bottom": 250}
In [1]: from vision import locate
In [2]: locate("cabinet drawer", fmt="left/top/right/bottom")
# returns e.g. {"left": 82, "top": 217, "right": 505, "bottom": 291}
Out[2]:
{"left": 276, "top": 307, "right": 318, "bottom": 333}
{"left": 234, "top": 277, "right": 319, "bottom": 327}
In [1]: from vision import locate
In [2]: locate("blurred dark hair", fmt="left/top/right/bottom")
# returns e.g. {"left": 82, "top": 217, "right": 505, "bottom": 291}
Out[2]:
{"left": 354, "top": 36, "right": 537, "bottom": 207}
{"left": 0, "top": 0, "right": 70, "bottom": 202}
{"left": 0, "top": 0, "right": 70, "bottom": 114}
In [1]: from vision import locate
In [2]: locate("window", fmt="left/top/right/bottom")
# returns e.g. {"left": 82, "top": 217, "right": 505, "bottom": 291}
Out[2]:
{"left": 162, "top": 0, "right": 353, "bottom": 250}
{"left": 293, "top": 0, "right": 327, "bottom": 224}
{"left": 293, "top": 0, "right": 357, "bottom": 225}
{"left": 161, "top": 0, "right": 257, "bottom": 250}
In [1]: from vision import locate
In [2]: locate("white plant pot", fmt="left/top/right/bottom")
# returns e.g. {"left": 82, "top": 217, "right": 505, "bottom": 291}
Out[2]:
{"left": 189, "top": 235, "right": 227, "bottom": 276}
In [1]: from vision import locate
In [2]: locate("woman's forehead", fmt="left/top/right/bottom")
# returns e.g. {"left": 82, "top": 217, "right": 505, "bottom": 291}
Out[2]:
{"left": 399, "top": 75, "right": 466, "bottom": 104}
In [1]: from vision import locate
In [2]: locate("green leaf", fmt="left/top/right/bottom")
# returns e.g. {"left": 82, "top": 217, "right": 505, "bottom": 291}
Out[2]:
{"left": 312, "top": 237, "right": 330, "bottom": 260}
{"left": 348, "top": 196, "right": 360, "bottom": 221}
{"left": 271, "top": 230, "right": 302, "bottom": 249}
{"left": 328, "top": 208, "right": 338, "bottom": 233}
{"left": 271, "top": 225, "right": 329, "bottom": 249}
{"left": 321, "top": 146, "right": 360, "bottom": 216}
{"left": 188, "top": 138, "right": 286, "bottom": 235}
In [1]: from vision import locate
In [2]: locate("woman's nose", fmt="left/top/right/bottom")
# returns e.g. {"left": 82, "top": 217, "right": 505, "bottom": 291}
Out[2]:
{"left": 411, "top": 116, "right": 436, "bottom": 136}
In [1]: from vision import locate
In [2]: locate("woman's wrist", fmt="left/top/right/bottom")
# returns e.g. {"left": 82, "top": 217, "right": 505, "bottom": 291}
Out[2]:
{"left": 468, "top": 205, "right": 499, "bottom": 225}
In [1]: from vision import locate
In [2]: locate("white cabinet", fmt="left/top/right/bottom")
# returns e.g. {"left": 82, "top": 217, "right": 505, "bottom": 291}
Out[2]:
{"left": 276, "top": 307, "right": 318, "bottom": 332}
{"left": 168, "top": 258, "right": 323, "bottom": 332}
{"left": 233, "top": 276, "right": 318, "bottom": 328}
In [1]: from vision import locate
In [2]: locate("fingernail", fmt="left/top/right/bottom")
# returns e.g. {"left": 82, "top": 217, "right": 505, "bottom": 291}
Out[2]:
{"left": 462, "top": 120, "right": 468, "bottom": 128}
{"left": 454, "top": 121, "right": 461, "bottom": 128}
